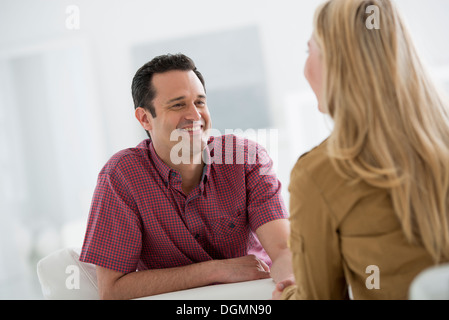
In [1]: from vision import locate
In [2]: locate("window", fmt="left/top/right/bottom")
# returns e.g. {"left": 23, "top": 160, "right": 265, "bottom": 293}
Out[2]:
{"left": 131, "top": 25, "right": 271, "bottom": 133}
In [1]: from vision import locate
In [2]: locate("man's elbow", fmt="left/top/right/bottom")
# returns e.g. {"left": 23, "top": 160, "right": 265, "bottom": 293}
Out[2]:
{"left": 96, "top": 266, "right": 127, "bottom": 300}
{"left": 98, "top": 284, "right": 119, "bottom": 300}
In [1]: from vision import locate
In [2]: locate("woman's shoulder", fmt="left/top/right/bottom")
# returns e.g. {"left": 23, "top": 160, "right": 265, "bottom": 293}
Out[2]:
{"left": 290, "top": 139, "right": 389, "bottom": 220}
{"left": 291, "top": 139, "right": 333, "bottom": 179}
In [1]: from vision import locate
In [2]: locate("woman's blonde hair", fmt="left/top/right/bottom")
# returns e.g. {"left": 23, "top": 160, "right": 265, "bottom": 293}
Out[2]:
{"left": 313, "top": 0, "right": 449, "bottom": 262}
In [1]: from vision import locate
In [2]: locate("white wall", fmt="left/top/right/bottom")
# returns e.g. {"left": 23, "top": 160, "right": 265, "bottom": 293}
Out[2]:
{"left": 1, "top": 0, "right": 448, "bottom": 299}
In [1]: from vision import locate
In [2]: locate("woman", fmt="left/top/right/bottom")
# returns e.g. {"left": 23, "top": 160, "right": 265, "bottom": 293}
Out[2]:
{"left": 275, "top": 0, "right": 449, "bottom": 299}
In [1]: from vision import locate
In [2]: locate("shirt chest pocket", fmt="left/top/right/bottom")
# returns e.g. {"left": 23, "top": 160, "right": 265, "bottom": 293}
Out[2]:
{"left": 210, "top": 213, "right": 249, "bottom": 258}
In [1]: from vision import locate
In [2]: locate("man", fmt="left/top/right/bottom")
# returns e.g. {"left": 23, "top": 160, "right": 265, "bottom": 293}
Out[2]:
{"left": 80, "top": 53, "right": 292, "bottom": 299}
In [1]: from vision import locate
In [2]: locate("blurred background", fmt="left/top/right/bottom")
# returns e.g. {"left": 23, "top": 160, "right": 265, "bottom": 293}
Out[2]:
{"left": 1, "top": 0, "right": 448, "bottom": 299}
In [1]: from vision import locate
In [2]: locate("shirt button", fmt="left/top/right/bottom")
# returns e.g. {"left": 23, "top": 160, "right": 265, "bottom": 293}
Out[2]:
{"left": 195, "top": 233, "right": 200, "bottom": 239}
{"left": 229, "top": 223, "right": 235, "bottom": 228}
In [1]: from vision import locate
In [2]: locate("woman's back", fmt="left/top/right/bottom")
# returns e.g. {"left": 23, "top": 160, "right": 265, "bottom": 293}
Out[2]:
{"left": 287, "top": 140, "right": 436, "bottom": 299}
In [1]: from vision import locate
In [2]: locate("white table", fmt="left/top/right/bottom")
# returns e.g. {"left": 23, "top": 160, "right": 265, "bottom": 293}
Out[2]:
{"left": 138, "top": 279, "right": 276, "bottom": 300}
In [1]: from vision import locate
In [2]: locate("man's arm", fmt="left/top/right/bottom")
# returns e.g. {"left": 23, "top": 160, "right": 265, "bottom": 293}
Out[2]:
{"left": 255, "top": 218, "right": 294, "bottom": 284}
{"left": 97, "top": 255, "right": 271, "bottom": 300}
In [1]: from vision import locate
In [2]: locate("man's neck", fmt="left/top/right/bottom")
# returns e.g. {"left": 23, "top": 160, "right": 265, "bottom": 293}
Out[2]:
{"left": 176, "top": 161, "right": 204, "bottom": 196}
{"left": 155, "top": 144, "right": 205, "bottom": 195}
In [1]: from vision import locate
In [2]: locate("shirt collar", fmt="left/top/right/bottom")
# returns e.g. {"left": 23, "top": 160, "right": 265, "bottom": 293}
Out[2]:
{"left": 146, "top": 139, "right": 212, "bottom": 187}
{"left": 147, "top": 140, "right": 172, "bottom": 185}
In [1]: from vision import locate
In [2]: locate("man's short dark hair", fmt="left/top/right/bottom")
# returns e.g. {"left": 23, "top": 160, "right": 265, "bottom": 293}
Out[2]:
{"left": 131, "top": 53, "right": 206, "bottom": 118}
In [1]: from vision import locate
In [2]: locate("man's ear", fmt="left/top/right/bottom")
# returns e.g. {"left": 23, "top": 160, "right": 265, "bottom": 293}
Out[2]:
{"left": 135, "top": 107, "right": 153, "bottom": 131}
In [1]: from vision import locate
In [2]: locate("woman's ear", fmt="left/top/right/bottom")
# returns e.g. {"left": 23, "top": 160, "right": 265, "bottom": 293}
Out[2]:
{"left": 135, "top": 107, "right": 153, "bottom": 131}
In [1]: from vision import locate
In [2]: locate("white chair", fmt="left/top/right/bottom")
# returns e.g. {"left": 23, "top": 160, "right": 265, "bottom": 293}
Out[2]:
{"left": 36, "top": 247, "right": 99, "bottom": 300}
{"left": 37, "top": 247, "right": 276, "bottom": 300}
{"left": 409, "top": 263, "right": 449, "bottom": 300}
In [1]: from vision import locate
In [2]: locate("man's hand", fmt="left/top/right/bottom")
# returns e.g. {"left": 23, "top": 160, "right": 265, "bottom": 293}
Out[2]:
{"left": 272, "top": 277, "right": 295, "bottom": 300}
{"left": 213, "top": 255, "right": 271, "bottom": 284}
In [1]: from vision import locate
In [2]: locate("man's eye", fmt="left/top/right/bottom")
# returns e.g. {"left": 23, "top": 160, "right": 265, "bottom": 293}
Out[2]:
{"left": 171, "top": 104, "right": 184, "bottom": 109}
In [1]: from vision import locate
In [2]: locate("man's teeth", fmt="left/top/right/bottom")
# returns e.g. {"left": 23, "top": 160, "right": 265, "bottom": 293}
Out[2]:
{"left": 180, "top": 126, "right": 201, "bottom": 132}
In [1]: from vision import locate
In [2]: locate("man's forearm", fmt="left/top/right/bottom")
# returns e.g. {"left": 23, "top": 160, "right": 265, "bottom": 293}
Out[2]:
{"left": 254, "top": 219, "right": 294, "bottom": 284}
{"left": 99, "top": 255, "right": 271, "bottom": 300}
{"left": 101, "top": 260, "right": 217, "bottom": 300}
{"left": 269, "top": 248, "right": 294, "bottom": 284}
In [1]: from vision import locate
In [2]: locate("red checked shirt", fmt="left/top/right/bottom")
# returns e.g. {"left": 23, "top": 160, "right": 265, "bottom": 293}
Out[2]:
{"left": 80, "top": 134, "right": 288, "bottom": 273}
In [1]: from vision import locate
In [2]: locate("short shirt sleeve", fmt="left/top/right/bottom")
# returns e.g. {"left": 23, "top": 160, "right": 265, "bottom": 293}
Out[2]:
{"left": 245, "top": 142, "right": 288, "bottom": 231}
{"left": 80, "top": 157, "right": 142, "bottom": 273}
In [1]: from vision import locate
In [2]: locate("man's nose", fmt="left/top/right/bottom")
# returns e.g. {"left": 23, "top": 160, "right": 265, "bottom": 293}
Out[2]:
{"left": 185, "top": 102, "right": 202, "bottom": 121}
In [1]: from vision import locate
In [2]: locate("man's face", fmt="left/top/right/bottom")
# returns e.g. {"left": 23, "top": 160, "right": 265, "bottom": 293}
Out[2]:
{"left": 140, "top": 70, "right": 212, "bottom": 163}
